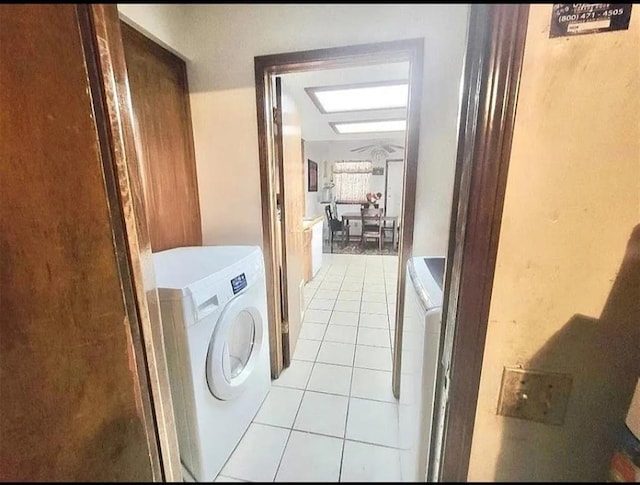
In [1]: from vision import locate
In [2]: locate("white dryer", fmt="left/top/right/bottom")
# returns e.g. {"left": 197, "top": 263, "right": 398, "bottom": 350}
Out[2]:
{"left": 153, "top": 246, "right": 271, "bottom": 482}
{"left": 399, "top": 256, "right": 445, "bottom": 481}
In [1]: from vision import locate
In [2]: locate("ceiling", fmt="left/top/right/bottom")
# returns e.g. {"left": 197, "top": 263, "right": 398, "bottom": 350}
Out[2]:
{"left": 280, "top": 61, "right": 410, "bottom": 142}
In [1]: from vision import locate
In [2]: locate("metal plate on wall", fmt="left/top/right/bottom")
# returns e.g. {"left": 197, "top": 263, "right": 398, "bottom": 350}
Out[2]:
{"left": 497, "top": 367, "right": 573, "bottom": 425}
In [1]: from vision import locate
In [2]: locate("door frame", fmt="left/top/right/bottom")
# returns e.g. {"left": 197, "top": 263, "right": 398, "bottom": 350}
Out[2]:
{"left": 81, "top": 4, "right": 182, "bottom": 481}
{"left": 254, "top": 39, "right": 424, "bottom": 379}
{"left": 271, "top": 76, "right": 292, "bottom": 369}
{"left": 429, "top": 4, "right": 530, "bottom": 481}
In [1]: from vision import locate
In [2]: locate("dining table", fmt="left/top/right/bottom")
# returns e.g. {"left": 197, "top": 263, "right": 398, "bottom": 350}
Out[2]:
{"left": 340, "top": 212, "right": 399, "bottom": 249}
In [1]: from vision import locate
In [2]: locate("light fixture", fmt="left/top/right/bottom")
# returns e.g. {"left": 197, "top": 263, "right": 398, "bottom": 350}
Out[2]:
{"left": 306, "top": 81, "right": 408, "bottom": 113}
{"left": 329, "top": 119, "right": 406, "bottom": 135}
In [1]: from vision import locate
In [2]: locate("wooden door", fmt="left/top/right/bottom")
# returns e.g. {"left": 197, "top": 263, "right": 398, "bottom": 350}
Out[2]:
{"left": 0, "top": 4, "right": 160, "bottom": 481}
{"left": 273, "top": 77, "right": 305, "bottom": 366}
{"left": 121, "top": 22, "right": 201, "bottom": 251}
{"left": 280, "top": 80, "right": 306, "bottom": 363}
{"left": 272, "top": 77, "right": 290, "bottom": 365}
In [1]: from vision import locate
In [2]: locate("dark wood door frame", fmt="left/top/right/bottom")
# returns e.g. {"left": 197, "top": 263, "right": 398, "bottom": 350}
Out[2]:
{"left": 429, "top": 4, "right": 530, "bottom": 481}
{"left": 272, "top": 76, "right": 291, "bottom": 367}
{"left": 82, "top": 5, "right": 182, "bottom": 480}
{"left": 254, "top": 39, "right": 423, "bottom": 380}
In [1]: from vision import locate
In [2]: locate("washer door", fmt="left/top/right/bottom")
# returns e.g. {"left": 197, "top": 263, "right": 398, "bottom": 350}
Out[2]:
{"left": 206, "top": 291, "right": 264, "bottom": 401}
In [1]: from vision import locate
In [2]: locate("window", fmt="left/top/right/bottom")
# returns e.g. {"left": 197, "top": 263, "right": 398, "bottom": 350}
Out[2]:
{"left": 332, "top": 161, "right": 372, "bottom": 203}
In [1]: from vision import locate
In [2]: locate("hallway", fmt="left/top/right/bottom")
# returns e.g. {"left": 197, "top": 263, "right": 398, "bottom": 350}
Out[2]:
{"left": 216, "top": 254, "right": 401, "bottom": 482}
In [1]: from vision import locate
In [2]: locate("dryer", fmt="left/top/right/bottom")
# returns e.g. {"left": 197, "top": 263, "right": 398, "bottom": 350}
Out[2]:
{"left": 399, "top": 256, "right": 445, "bottom": 481}
{"left": 153, "top": 246, "right": 271, "bottom": 482}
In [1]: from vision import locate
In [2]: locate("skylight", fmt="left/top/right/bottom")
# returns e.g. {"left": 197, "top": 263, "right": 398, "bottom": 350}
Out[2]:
{"left": 306, "top": 82, "right": 408, "bottom": 113}
{"left": 330, "top": 119, "right": 406, "bottom": 135}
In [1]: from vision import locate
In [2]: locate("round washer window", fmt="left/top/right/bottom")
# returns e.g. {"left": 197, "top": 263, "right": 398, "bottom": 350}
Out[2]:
{"left": 206, "top": 298, "right": 265, "bottom": 401}
{"left": 222, "top": 309, "right": 256, "bottom": 382}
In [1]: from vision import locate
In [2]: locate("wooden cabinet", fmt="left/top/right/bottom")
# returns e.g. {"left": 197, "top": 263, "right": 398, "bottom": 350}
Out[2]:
{"left": 303, "top": 228, "right": 313, "bottom": 282}
{"left": 121, "top": 22, "right": 201, "bottom": 252}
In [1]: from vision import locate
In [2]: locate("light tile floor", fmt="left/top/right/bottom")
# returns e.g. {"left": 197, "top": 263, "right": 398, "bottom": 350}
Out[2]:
{"left": 216, "top": 253, "right": 401, "bottom": 482}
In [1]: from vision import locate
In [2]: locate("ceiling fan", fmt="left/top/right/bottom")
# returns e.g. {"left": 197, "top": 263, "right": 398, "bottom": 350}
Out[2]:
{"left": 350, "top": 143, "right": 404, "bottom": 154}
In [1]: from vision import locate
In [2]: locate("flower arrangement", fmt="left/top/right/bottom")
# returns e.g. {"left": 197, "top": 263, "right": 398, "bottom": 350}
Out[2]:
{"left": 366, "top": 192, "right": 382, "bottom": 203}
{"left": 364, "top": 192, "right": 382, "bottom": 208}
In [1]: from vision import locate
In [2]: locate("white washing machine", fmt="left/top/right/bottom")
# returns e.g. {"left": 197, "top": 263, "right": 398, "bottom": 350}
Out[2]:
{"left": 153, "top": 246, "right": 271, "bottom": 482}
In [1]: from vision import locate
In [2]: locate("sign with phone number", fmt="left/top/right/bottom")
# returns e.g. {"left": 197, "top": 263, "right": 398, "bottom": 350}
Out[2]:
{"left": 550, "top": 4, "right": 632, "bottom": 38}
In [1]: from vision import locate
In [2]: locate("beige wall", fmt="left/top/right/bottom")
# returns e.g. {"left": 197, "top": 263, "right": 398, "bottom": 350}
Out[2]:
{"left": 468, "top": 5, "right": 640, "bottom": 482}
{"left": 117, "top": 4, "right": 191, "bottom": 59}
{"left": 180, "top": 4, "right": 469, "bottom": 256}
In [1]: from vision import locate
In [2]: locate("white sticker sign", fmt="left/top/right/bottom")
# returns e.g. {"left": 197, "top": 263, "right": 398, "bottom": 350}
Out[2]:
{"left": 550, "top": 4, "right": 632, "bottom": 38}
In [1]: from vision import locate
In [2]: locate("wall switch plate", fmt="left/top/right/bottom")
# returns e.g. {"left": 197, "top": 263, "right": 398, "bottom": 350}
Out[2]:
{"left": 497, "top": 367, "right": 572, "bottom": 425}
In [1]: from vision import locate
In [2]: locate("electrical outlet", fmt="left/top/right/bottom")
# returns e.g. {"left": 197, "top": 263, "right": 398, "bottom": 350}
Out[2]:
{"left": 497, "top": 367, "right": 572, "bottom": 425}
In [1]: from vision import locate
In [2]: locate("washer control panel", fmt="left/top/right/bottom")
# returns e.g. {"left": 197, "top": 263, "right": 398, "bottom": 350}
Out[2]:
{"left": 230, "top": 273, "right": 247, "bottom": 295}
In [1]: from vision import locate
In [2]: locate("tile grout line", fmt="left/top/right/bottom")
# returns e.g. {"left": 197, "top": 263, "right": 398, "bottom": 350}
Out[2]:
{"left": 284, "top": 257, "right": 345, "bottom": 482}
{"left": 275, "top": 356, "right": 390, "bottom": 373}
{"left": 255, "top": 405, "right": 403, "bottom": 450}
{"left": 272, "top": 322, "right": 319, "bottom": 483}
{"left": 383, "top": 257, "right": 399, "bottom": 353}
{"left": 274, "top": 382, "right": 395, "bottom": 404}
{"left": 274, "top": 261, "right": 332, "bottom": 482}
{"left": 338, "top": 258, "right": 363, "bottom": 482}
{"left": 216, "top": 388, "right": 272, "bottom": 481}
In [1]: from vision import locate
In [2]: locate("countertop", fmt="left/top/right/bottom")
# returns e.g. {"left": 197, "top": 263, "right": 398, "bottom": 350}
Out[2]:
{"left": 302, "top": 215, "right": 324, "bottom": 231}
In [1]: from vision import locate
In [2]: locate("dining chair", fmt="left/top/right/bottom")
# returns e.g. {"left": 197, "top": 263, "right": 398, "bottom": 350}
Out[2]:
{"left": 324, "top": 204, "right": 348, "bottom": 253}
{"left": 381, "top": 207, "right": 396, "bottom": 247}
{"left": 360, "top": 207, "right": 384, "bottom": 251}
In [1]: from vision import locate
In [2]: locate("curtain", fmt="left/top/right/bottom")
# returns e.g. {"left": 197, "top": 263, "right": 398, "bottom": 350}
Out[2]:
{"left": 333, "top": 160, "right": 372, "bottom": 203}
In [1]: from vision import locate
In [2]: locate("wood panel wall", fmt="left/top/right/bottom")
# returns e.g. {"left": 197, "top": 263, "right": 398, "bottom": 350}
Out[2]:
{"left": 0, "top": 5, "right": 157, "bottom": 480}
{"left": 121, "top": 22, "right": 202, "bottom": 252}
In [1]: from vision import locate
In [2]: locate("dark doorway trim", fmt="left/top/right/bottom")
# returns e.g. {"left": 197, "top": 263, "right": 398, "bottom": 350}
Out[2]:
{"left": 83, "top": 4, "right": 182, "bottom": 480}
{"left": 254, "top": 39, "right": 423, "bottom": 382}
{"left": 431, "top": 4, "right": 530, "bottom": 481}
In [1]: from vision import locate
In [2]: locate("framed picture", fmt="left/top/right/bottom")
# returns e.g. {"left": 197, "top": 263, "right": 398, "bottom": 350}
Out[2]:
{"left": 372, "top": 166, "right": 384, "bottom": 176}
{"left": 308, "top": 159, "right": 318, "bottom": 192}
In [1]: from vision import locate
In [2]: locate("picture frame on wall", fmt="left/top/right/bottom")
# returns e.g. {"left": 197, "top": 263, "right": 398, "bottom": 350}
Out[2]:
{"left": 308, "top": 159, "right": 318, "bottom": 192}
{"left": 372, "top": 166, "right": 385, "bottom": 176}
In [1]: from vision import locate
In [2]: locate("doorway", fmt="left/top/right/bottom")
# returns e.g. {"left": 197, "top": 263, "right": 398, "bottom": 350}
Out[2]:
{"left": 208, "top": 40, "right": 423, "bottom": 482}
{"left": 254, "top": 39, "right": 423, "bottom": 387}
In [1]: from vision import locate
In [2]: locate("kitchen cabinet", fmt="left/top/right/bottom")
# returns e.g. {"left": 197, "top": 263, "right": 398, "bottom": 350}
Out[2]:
{"left": 302, "top": 216, "right": 324, "bottom": 282}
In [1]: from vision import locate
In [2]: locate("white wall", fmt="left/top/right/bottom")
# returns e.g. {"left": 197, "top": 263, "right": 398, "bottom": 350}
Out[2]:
{"left": 180, "top": 4, "right": 469, "bottom": 255}
{"left": 117, "top": 4, "right": 191, "bottom": 59}
{"left": 468, "top": 5, "right": 640, "bottom": 481}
